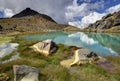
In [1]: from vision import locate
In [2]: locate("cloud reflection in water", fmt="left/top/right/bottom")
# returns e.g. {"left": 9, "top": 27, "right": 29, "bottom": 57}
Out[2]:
{"left": 54, "top": 32, "right": 118, "bottom": 56}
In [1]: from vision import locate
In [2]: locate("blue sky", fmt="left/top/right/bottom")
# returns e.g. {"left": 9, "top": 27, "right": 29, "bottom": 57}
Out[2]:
{"left": 73, "top": 0, "right": 120, "bottom": 20}
{"left": 0, "top": 11, "right": 3, "bottom": 18}
{"left": 0, "top": 0, "right": 120, "bottom": 28}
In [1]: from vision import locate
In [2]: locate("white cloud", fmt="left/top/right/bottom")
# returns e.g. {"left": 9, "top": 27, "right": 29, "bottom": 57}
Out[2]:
{"left": 81, "top": 12, "right": 105, "bottom": 24}
{"left": 0, "top": 0, "right": 72, "bottom": 24}
{"left": 69, "top": 12, "right": 105, "bottom": 29}
{"left": 65, "top": 0, "right": 104, "bottom": 22}
{"left": 66, "top": 0, "right": 105, "bottom": 28}
{"left": 4, "top": 8, "right": 14, "bottom": 17}
{"left": 67, "top": 0, "right": 120, "bottom": 29}
{"left": 106, "top": 4, "right": 120, "bottom": 14}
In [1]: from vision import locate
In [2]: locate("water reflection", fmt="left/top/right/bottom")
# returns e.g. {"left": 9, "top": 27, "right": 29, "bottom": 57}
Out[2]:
{"left": 19, "top": 32, "right": 120, "bottom": 56}
{"left": 18, "top": 32, "right": 68, "bottom": 41}
{"left": 54, "top": 32, "right": 118, "bottom": 56}
{"left": 86, "top": 33, "right": 120, "bottom": 54}
{"left": 0, "top": 43, "right": 19, "bottom": 58}
{"left": 0, "top": 43, "right": 19, "bottom": 64}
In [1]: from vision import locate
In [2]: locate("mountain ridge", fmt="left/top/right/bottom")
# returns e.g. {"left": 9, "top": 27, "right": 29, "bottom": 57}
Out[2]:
{"left": 12, "top": 8, "right": 55, "bottom": 22}
{"left": 0, "top": 8, "right": 79, "bottom": 34}
{"left": 85, "top": 11, "right": 120, "bottom": 33}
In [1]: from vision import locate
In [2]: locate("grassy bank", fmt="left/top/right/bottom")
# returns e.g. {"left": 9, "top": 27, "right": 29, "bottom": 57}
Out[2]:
{"left": 0, "top": 37, "right": 120, "bottom": 81}
{"left": 0, "top": 36, "right": 14, "bottom": 44}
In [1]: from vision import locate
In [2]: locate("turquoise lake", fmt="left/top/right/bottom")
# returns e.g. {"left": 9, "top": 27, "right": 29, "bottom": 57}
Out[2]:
{"left": 18, "top": 32, "right": 120, "bottom": 56}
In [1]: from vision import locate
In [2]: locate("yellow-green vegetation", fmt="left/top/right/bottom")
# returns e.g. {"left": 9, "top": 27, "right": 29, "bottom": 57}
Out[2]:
{"left": 0, "top": 37, "right": 120, "bottom": 81}
{"left": 0, "top": 36, "right": 14, "bottom": 44}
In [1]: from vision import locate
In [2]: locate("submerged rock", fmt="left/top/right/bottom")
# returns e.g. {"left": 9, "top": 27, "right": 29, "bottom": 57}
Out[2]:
{"left": 13, "top": 65, "right": 39, "bottom": 81}
{"left": 32, "top": 39, "right": 57, "bottom": 56}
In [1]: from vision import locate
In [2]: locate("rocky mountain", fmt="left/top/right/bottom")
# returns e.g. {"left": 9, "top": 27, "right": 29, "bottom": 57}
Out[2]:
{"left": 12, "top": 8, "right": 55, "bottom": 22}
{"left": 86, "top": 11, "right": 120, "bottom": 33}
{"left": 0, "top": 8, "right": 78, "bottom": 34}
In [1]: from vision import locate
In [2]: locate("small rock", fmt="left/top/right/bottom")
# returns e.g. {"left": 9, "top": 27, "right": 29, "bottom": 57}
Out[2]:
{"left": 13, "top": 65, "right": 39, "bottom": 81}
{"left": 32, "top": 39, "right": 57, "bottom": 56}
{"left": 0, "top": 73, "right": 9, "bottom": 81}
{"left": 95, "top": 58, "right": 116, "bottom": 72}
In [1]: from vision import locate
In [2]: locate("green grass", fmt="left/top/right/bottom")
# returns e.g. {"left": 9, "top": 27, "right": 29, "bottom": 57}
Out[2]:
{"left": 0, "top": 52, "right": 16, "bottom": 62}
{"left": 0, "top": 37, "right": 120, "bottom": 81}
{"left": 0, "top": 36, "right": 14, "bottom": 44}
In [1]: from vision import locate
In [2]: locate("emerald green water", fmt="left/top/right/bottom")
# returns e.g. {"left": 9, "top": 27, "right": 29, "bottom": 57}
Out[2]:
{"left": 19, "top": 32, "right": 120, "bottom": 56}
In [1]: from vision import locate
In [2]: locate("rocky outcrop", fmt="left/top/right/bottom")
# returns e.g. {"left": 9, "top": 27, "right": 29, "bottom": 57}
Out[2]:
{"left": 60, "top": 49, "right": 102, "bottom": 68}
{"left": 13, "top": 65, "right": 39, "bottom": 81}
{"left": 70, "top": 49, "right": 100, "bottom": 66}
{"left": 86, "top": 11, "right": 120, "bottom": 33}
{"left": 32, "top": 39, "right": 57, "bottom": 56}
{"left": 60, "top": 48, "right": 115, "bottom": 72}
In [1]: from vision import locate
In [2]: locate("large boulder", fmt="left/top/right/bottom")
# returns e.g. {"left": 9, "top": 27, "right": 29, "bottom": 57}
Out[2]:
{"left": 13, "top": 65, "right": 39, "bottom": 81}
{"left": 32, "top": 39, "right": 57, "bottom": 56}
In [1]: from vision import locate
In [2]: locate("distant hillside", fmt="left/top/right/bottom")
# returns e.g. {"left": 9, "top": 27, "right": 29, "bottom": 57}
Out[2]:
{"left": 86, "top": 11, "right": 120, "bottom": 33}
{"left": 0, "top": 8, "right": 78, "bottom": 34}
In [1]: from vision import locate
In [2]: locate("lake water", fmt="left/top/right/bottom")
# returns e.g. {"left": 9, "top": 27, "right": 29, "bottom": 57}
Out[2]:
{"left": 19, "top": 32, "right": 120, "bottom": 56}
{"left": 0, "top": 43, "right": 19, "bottom": 64}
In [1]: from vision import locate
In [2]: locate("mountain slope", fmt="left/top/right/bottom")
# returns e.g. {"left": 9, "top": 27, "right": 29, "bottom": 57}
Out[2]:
{"left": 12, "top": 8, "right": 55, "bottom": 22}
{"left": 86, "top": 11, "right": 120, "bottom": 33}
{"left": 0, "top": 8, "right": 78, "bottom": 34}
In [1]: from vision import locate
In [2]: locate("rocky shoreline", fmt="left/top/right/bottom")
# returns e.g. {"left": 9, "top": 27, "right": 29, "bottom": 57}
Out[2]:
{"left": 0, "top": 39, "right": 118, "bottom": 81}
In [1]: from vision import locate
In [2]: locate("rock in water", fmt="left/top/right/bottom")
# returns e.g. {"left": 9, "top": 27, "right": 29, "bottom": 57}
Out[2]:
{"left": 32, "top": 39, "right": 57, "bottom": 56}
{"left": 13, "top": 65, "right": 39, "bottom": 81}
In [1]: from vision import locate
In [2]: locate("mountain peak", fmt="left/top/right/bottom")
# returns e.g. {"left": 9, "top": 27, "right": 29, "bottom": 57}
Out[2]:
{"left": 12, "top": 8, "right": 55, "bottom": 22}
{"left": 12, "top": 8, "right": 39, "bottom": 18}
